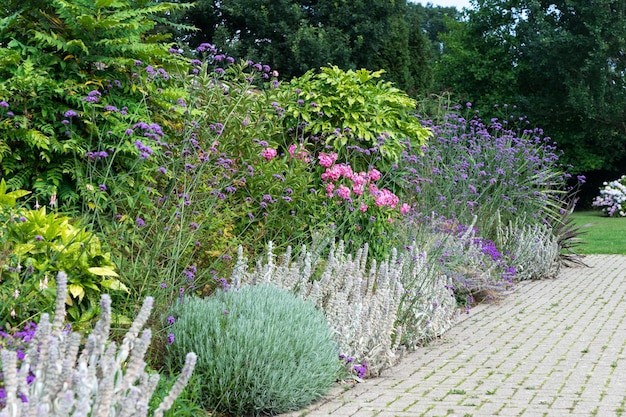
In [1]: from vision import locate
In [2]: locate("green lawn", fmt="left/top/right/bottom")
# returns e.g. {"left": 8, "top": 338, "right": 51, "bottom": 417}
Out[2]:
{"left": 570, "top": 210, "right": 626, "bottom": 255}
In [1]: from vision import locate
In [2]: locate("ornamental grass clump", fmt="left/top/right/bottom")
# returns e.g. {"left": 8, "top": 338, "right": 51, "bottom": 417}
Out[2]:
{"left": 592, "top": 175, "right": 626, "bottom": 217}
{"left": 0, "top": 271, "right": 196, "bottom": 417}
{"left": 166, "top": 283, "right": 340, "bottom": 416}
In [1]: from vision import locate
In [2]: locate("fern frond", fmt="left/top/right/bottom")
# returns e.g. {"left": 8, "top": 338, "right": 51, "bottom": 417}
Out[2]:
{"left": 0, "top": 11, "right": 20, "bottom": 32}
{"left": 31, "top": 30, "right": 69, "bottom": 52}
{"left": 5, "top": 170, "right": 30, "bottom": 191}
{"left": 44, "top": 164, "right": 64, "bottom": 187}
{"left": 0, "top": 140, "right": 11, "bottom": 162}
{"left": 25, "top": 129, "right": 52, "bottom": 151}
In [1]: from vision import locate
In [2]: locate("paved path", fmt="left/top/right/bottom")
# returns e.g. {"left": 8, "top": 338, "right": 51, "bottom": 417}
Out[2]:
{"left": 286, "top": 255, "right": 626, "bottom": 417}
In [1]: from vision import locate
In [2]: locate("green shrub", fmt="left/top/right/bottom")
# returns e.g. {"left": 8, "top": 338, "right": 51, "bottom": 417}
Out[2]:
{"left": 0, "top": 0, "right": 192, "bottom": 205}
{"left": 281, "top": 65, "right": 431, "bottom": 169}
{"left": 166, "top": 284, "right": 340, "bottom": 416}
{"left": 0, "top": 180, "right": 123, "bottom": 328}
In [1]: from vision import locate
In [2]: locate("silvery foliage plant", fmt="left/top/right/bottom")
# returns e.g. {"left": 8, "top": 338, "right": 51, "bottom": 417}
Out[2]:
{"left": 0, "top": 272, "right": 196, "bottom": 417}
{"left": 496, "top": 218, "right": 560, "bottom": 281}
{"left": 232, "top": 240, "right": 458, "bottom": 377}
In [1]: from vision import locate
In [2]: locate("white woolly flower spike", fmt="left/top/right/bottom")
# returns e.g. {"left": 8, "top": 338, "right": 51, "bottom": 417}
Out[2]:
{"left": 0, "top": 271, "right": 196, "bottom": 417}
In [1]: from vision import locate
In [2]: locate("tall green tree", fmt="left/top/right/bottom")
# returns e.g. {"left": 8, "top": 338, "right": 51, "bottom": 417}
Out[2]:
{"left": 407, "top": 3, "right": 461, "bottom": 60}
{"left": 435, "top": 0, "right": 626, "bottom": 173}
{"left": 175, "top": 0, "right": 434, "bottom": 94}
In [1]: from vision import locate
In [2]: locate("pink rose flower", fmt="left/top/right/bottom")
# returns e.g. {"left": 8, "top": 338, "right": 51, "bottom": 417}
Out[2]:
{"left": 337, "top": 185, "right": 351, "bottom": 200}
{"left": 261, "top": 147, "right": 277, "bottom": 161}
{"left": 368, "top": 168, "right": 381, "bottom": 181}
{"left": 318, "top": 152, "right": 338, "bottom": 168}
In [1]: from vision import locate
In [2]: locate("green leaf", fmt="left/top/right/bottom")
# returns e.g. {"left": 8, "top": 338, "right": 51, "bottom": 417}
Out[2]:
{"left": 13, "top": 243, "right": 36, "bottom": 256}
{"left": 68, "top": 284, "right": 85, "bottom": 301}
{"left": 95, "top": 0, "right": 117, "bottom": 8}
{"left": 111, "top": 312, "right": 133, "bottom": 326}
{"left": 88, "top": 266, "right": 119, "bottom": 277}
{"left": 100, "top": 278, "right": 129, "bottom": 292}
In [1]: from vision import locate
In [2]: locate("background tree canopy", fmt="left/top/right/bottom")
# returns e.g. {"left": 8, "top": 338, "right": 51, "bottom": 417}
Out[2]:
{"left": 434, "top": 0, "right": 626, "bottom": 174}
{"left": 174, "top": 0, "right": 435, "bottom": 94}
{"left": 174, "top": 0, "right": 626, "bottom": 178}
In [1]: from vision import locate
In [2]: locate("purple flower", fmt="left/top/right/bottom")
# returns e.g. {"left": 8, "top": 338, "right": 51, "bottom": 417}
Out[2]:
{"left": 160, "top": 283, "right": 167, "bottom": 289}
{"left": 167, "top": 316, "right": 175, "bottom": 325}
{"left": 136, "top": 217, "right": 146, "bottom": 228}
{"left": 35, "top": 235, "right": 43, "bottom": 241}
{"left": 196, "top": 43, "right": 215, "bottom": 53}
{"left": 189, "top": 222, "right": 199, "bottom": 230}
{"left": 0, "top": 101, "right": 8, "bottom": 108}
{"left": 99, "top": 184, "right": 107, "bottom": 191}
{"left": 353, "top": 362, "right": 368, "bottom": 379}
{"left": 167, "top": 333, "right": 175, "bottom": 344}
{"left": 64, "top": 110, "right": 77, "bottom": 118}
{"left": 81, "top": 90, "right": 101, "bottom": 103}
{"left": 158, "top": 166, "right": 167, "bottom": 175}
{"left": 134, "top": 140, "right": 154, "bottom": 158}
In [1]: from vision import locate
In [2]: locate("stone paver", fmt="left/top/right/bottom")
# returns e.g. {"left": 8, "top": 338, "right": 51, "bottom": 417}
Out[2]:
{"left": 283, "top": 255, "right": 626, "bottom": 417}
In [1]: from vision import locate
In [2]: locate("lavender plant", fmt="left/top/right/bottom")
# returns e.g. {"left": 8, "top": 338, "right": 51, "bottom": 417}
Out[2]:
{"left": 0, "top": 271, "right": 196, "bottom": 417}
{"left": 592, "top": 175, "right": 626, "bottom": 217}
{"left": 430, "top": 216, "right": 516, "bottom": 305}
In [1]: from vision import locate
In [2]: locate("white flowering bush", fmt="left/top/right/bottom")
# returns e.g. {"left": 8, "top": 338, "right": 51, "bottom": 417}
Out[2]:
{"left": 592, "top": 175, "right": 626, "bottom": 217}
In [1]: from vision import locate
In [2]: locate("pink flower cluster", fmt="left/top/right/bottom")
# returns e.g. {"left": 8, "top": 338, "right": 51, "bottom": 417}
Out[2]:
{"left": 288, "top": 144, "right": 310, "bottom": 163}
{"left": 318, "top": 154, "right": 410, "bottom": 214}
{"left": 318, "top": 152, "right": 338, "bottom": 168}
{"left": 261, "top": 147, "right": 277, "bottom": 161}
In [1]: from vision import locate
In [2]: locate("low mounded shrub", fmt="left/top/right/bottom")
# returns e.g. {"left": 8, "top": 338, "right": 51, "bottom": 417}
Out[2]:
{"left": 166, "top": 284, "right": 340, "bottom": 416}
